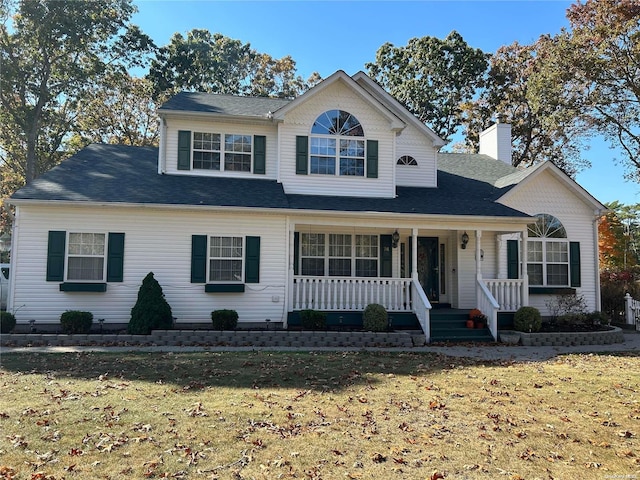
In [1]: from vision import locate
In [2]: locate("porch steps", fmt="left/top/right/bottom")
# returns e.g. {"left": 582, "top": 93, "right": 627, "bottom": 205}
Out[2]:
{"left": 430, "top": 309, "right": 494, "bottom": 343}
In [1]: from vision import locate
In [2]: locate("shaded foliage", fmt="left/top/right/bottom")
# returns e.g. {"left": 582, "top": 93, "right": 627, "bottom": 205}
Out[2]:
{"left": 367, "top": 31, "right": 488, "bottom": 142}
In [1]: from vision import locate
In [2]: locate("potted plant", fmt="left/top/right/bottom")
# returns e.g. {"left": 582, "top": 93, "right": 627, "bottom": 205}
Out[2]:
{"left": 473, "top": 313, "right": 488, "bottom": 329}
{"left": 468, "top": 308, "right": 481, "bottom": 328}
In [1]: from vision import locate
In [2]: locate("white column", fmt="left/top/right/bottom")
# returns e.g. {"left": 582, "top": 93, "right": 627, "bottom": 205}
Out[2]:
{"left": 475, "top": 230, "right": 482, "bottom": 307}
{"left": 411, "top": 228, "right": 418, "bottom": 277}
{"left": 286, "top": 221, "right": 295, "bottom": 321}
{"left": 521, "top": 228, "right": 529, "bottom": 307}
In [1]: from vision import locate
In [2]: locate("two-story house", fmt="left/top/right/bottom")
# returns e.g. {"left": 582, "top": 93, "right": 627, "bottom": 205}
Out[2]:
{"left": 6, "top": 70, "right": 606, "bottom": 341}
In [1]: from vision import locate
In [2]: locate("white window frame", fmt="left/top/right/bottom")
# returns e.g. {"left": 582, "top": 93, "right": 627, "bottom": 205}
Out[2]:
{"left": 209, "top": 236, "right": 244, "bottom": 283}
{"left": 192, "top": 132, "right": 252, "bottom": 173}
{"left": 310, "top": 110, "right": 365, "bottom": 177}
{"left": 526, "top": 214, "right": 570, "bottom": 287}
{"left": 66, "top": 232, "right": 107, "bottom": 282}
{"left": 299, "top": 233, "right": 379, "bottom": 277}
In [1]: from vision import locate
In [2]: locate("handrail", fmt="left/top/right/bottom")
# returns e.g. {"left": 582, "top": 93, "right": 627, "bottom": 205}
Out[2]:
{"left": 411, "top": 273, "right": 432, "bottom": 342}
{"left": 477, "top": 279, "right": 499, "bottom": 341}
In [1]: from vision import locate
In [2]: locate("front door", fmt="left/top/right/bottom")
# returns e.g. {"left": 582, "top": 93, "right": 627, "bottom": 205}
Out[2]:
{"left": 417, "top": 237, "right": 439, "bottom": 303}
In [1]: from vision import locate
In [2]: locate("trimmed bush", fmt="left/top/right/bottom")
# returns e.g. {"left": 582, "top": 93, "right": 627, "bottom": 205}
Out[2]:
{"left": 211, "top": 309, "right": 239, "bottom": 330}
{"left": 363, "top": 303, "right": 388, "bottom": 332}
{"left": 514, "top": 306, "right": 542, "bottom": 332}
{"left": 128, "top": 272, "right": 173, "bottom": 335}
{"left": 60, "top": 310, "right": 93, "bottom": 334}
{"left": 1, "top": 311, "right": 16, "bottom": 334}
{"left": 300, "top": 309, "right": 327, "bottom": 330}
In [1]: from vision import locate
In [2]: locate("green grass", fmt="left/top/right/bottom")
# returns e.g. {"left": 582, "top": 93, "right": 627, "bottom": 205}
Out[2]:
{"left": 0, "top": 351, "right": 638, "bottom": 479}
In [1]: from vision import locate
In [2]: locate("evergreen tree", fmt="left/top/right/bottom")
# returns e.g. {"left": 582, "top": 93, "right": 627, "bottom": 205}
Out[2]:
{"left": 128, "top": 272, "right": 173, "bottom": 334}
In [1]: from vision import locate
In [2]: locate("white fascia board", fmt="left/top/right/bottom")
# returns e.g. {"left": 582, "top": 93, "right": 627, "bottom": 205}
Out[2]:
{"left": 159, "top": 110, "right": 280, "bottom": 125}
{"left": 497, "top": 161, "right": 607, "bottom": 213}
{"left": 8, "top": 198, "right": 532, "bottom": 223}
{"left": 272, "top": 70, "right": 405, "bottom": 131}
{"left": 352, "top": 71, "right": 447, "bottom": 148}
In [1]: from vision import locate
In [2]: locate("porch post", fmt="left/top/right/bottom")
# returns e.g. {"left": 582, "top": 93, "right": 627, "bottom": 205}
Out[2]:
{"left": 521, "top": 228, "right": 529, "bottom": 307}
{"left": 287, "top": 221, "right": 295, "bottom": 321}
{"left": 411, "top": 228, "right": 418, "bottom": 277}
{"left": 475, "top": 230, "right": 482, "bottom": 306}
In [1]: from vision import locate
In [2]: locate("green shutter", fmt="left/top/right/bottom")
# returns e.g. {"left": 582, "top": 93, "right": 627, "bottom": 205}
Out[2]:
{"left": 178, "top": 130, "right": 191, "bottom": 170}
{"left": 106, "top": 233, "right": 125, "bottom": 282}
{"left": 245, "top": 236, "right": 261, "bottom": 283}
{"left": 294, "top": 232, "right": 300, "bottom": 275}
{"left": 380, "top": 234, "right": 392, "bottom": 277}
{"left": 253, "top": 135, "right": 266, "bottom": 174}
{"left": 570, "top": 242, "right": 581, "bottom": 287}
{"left": 507, "top": 240, "right": 519, "bottom": 279}
{"left": 191, "top": 235, "right": 207, "bottom": 283}
{"left": 46, "top": 231, "right": 66, "bottom": 281}
{"left": 366, "top": 140, "right": 378, "bottom": 178}
{"left": 296, "top": 136, "right": 308, "bottom": 175}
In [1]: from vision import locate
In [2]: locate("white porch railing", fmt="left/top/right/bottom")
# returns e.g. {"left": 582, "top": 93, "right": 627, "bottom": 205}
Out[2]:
{"left": 411, "top": 273, "right": 432, "bottom": 342}
{"left": 483, "top": 279, "right": 524, "bottom": 312}
{"left": 292, "top": 276, "right": 412, "bottom": 312}
{"left": 477, "top": 279, "right": 500, "bottom": 341}
{"left": 625, "top": 293, "right": 640, "bottom": 331}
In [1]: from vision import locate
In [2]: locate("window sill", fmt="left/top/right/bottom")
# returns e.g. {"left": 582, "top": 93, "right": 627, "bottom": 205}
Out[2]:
{"left": 60, "top": 282, "right": 107, "bottom": 292}
{"left": 205, "top": 284, "right": 245, "bottom": 293}
{"left": 529, "top": 287, "right": 576, "bottom": 295}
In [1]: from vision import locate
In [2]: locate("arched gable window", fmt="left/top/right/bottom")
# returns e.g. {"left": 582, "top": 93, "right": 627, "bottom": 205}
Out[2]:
{"left": 397, "top": 155, "right": 418, "bottom": 166}
{"left": 310, "top": 110, "right": 365, "bottom": 176}
{"left": 527, "top": 214, "right": 569, "bottom": 286}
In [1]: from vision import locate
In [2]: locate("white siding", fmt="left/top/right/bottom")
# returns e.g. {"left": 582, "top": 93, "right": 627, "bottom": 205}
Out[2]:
{"left": 395, "top": 122, "right": 438, "bottom": 187}
{"left": 499, "top": 169, "right": 599, "bottom": 314}
{"left": 163, "top": 117, "right": 279, "bottom": 179}
{"left": 279, "top": 80, "right": 396, "bottom": 198}
{"left": 11, "top": 205, "right": 287, "bottom": 325}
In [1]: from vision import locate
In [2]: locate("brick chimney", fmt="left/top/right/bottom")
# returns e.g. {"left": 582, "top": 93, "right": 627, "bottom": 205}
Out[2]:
{"left": 479, "top": 122, "right": 512, "bottom": 165}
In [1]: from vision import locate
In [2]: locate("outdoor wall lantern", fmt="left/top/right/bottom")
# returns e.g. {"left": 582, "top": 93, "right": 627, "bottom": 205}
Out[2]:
{"left": 392, "top": 230, "right": 400, "bottom": 248}
{"left": 461, "top": 231, "right": 469, "bottom": 249}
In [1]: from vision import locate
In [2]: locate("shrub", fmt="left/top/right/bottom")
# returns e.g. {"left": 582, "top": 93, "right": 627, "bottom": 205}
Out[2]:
{"left": 128, "top": 272, "right": 173, "bottom": 335}
{"left": 300, "top": 309, "right": 327, "bottom": 330}
{"left": 601, "top": 268, "right": 640, "bottom": 323}
{"left": 363, "top": 303, "right": 388, "bottom": 332}
{"left": 1, "top": 311, "right": 16, "bottom": 334}
{"left": 211, "top": 309, "right": 238, "bottom": 330}
{"left": 545, "top": 292, "right": 588, "bottom": 321}
{"left": 514, "top": 306, "right": 542, "bottom": 332}
{"left": 60, "top": 310, "right": 93, "bottom": 334}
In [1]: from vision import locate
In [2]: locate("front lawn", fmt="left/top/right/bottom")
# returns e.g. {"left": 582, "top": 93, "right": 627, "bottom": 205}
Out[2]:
{"left": 0, "top": 351, "right": 638, "bottom": 479}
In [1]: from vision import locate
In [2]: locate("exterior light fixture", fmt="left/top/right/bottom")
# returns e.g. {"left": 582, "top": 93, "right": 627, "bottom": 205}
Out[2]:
{"left": 392, "top": 230, "right": 400, "bottom": 248}
{"left": 461, "top": 231, "right": 469, "bottom": 249}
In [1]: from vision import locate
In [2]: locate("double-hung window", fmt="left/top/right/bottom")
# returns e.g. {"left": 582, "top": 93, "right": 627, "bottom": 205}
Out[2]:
{"left": 300, "top": 233, "right": 379, "bottom": 277}
{"left": 310, "top": 110, "right": 365, "bottom": 176}
{"left": 527, "top": 214, "right": 569, "bottom": 286}
{"left": 67, "top": 233, "right": 106, "bottom": 281}
{"left": 193, "top": 132, "right": 252, "bottom": 172}
{"left": 209, "top": 236, "right": 243, "bottom": 282}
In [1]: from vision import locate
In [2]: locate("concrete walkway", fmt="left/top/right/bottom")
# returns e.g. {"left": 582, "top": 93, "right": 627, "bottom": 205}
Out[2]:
{"left": 2, "top": 331, "right": 639, "bottom": 362}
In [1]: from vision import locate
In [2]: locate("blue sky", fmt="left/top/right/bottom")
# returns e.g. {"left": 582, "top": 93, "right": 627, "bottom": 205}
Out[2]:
{"left": 132, "top": 0, "right": 637, "bottom": 206}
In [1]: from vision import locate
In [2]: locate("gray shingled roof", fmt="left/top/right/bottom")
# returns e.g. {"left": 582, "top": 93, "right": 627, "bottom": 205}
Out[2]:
{"left": 11, "top": 144, "right": 530, "bottom": 219}
{"left": 11, "top": 144, "right": 290, "bottom": 209}
{"left": 159, "top": 92, "right": 291, "bottom": 117}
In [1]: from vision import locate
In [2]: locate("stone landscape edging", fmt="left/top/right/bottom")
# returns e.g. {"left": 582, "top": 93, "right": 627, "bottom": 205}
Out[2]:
{"left": 514, "top": 326, "right": 624, "bottom": 347}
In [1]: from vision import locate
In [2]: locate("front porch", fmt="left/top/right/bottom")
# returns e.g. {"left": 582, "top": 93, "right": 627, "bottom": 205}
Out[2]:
{"left": 286, "top": 221, "right": 532, "bottom": 343}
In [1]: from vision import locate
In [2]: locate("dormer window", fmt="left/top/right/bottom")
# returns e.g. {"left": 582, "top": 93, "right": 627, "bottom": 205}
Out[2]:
{"left": 193, "top": 132, "right": 252, "bottom": 172}
{"left": 310, "top": 110, "right": 365, "bottom": 176}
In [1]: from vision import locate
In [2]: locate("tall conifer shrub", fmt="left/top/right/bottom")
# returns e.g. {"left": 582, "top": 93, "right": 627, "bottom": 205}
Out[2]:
{"left": 128, "top": 272, "right": 173, "bottom": 334}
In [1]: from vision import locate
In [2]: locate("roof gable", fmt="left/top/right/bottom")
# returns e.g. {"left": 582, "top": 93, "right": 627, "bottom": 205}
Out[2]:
{"left": 496, "top": 161, "right": 606, "bottom": 212}
{"left": 272, "top": 70, "right": 405, "bottom": 131}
